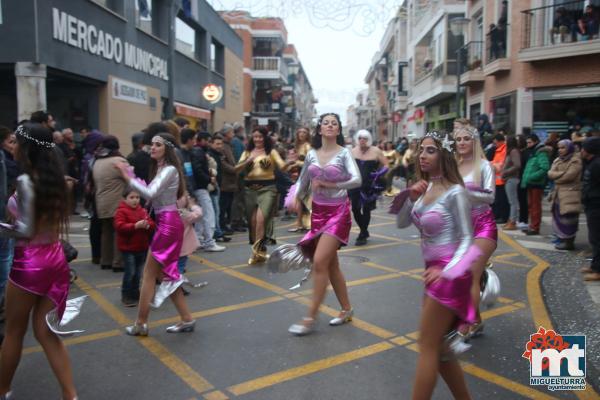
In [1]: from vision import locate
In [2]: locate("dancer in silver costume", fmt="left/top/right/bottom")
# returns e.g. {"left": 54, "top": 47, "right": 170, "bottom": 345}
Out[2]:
{"left": 115, "top": 133, "right": 195, "bottom": 336}
{"left": 453, "top": 125, "right": 498, "bottom": 338}
{"left": 392, "top": 131, "right": 480, "bottom": 400}
{"left": 286, "top": 113, "right": 362, "bottom": 336}
{"left": 0, "top": 123, "right": 83, "bottom": 400}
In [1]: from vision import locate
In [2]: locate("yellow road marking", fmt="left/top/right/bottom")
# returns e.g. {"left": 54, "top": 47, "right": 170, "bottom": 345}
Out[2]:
{"left": 227, "top": 342, "right": 395, "bottom": 396}
{"left": 362, "top": 261, "right": 402, "bottom": 273}
{"left": 203, "top": 391, "right": 229, "bottom": 400}
{"left": 70, "top": 258, "right": 92, "bottom": 264}
{"left": 389, "top": 336, "right": 411, "bottom": 346}
{"left": 461, "top": 363, "right": 558, "bottom": 400}
{"left": 75, "top": 277, "right": 131, "bottom": 326}
{"left": 138, "top": 337, "right": 214, "bottom": 393}
{"left": 23, "top": 329, "right": 121, "bottom": 355}
{"left": 339, "top": 242, "right": 399, "bottom": 253}
{"left": 94, "top": 268, "right": 213, "bottom": 289}
{"left": 346, "top": 273, "right": 406, "bottom": 287}
{"left": 74, "top": 277, "right": 215, "bottom": 395}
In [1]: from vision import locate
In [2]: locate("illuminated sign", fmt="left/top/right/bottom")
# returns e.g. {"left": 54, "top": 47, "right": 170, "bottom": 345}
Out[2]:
{"left": 202, "top": 84, "right": 223, "bottom": 104}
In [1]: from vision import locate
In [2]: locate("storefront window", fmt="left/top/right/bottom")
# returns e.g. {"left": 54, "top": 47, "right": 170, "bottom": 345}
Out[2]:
{"left": 491, "top": 92, "right": 516, "bottom": 134}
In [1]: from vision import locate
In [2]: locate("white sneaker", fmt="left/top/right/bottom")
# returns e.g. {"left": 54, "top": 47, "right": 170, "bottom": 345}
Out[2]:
{"left": 203, "top": 244, "right": 226, "bottom": 252}
{"left": 516, "top": 222, "right": 528, "bottom": 230}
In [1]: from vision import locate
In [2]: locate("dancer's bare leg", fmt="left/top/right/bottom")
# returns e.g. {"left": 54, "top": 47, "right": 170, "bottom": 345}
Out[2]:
{"left": 328, "top": 255, "right": 351, "bottom": 311}
{"left": 136, "top": 254, "right": 162, "bottom": 324}
{"left": 470, "top": 238, "right": 496, "bottom": 322}
{"left": 307, "top": 234, "right": 341, "bottom": 320}
{"left": 32, "top": 296, "right": 77, "bottom": 400}
{"left": 0, "top": 283, "right": 37, "bottom": 395}
{"left": 412, "top": 296, "right": 469, "bottom": 400}
{"left": 169, "top": 288, "right": 193, "bottom": 322}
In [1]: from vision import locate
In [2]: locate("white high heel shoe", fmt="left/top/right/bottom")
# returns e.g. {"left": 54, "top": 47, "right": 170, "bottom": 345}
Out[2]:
{"left": 288, "top": 318, "right": 316, "bottom": 336}
{"left": 329, "top": 309, "right": 354, "bottom": 326}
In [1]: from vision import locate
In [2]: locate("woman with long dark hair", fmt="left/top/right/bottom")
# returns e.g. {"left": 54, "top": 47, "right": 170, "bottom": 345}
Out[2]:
{"left": 453, "top": 125, "right": 497, "bottom": 338}
{"left": 115, "top": 133, "right": 195, "bottom": 335}
{"left": 286, "top": 113, "right": 361, "bottom": 335}
{"left": 0, "top": 123, "right": 84, "bottom": 400}
{"left": 393, "top": 131, "right": 479, "bottom": 399}
{"left": 235, "top": 128, "right": 290, "bottom": 264}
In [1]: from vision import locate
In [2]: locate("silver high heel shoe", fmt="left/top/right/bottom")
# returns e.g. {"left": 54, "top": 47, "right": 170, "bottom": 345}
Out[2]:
{"left": 166, "top": 320, "right": 196, "bottom": 333}
{"left": 288, "top": 317, "right": 316, "bottom": 336}
{"left": 125, "top": 322, "right": 149, "bottom": 336}
{"left": 329, "top": 309, "right": 354, "bottom": 326}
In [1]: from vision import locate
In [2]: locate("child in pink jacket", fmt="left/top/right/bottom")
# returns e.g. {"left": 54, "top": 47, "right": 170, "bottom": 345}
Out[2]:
{"left": 177, "top": 192, "right": 202, "bottom": 275}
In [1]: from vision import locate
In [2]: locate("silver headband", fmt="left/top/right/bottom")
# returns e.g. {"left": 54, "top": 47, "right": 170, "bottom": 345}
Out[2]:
{"left": 424, "top": 131, "right": 454, "bottom": 153}
{"left": 456, "top": 126, "right": 480, "bottom": 141}
{"left": 15, "top": 125, "right": 55, "bottom": 149}
{"left": 152, "top": 135, "right": 175, "bottom": 148}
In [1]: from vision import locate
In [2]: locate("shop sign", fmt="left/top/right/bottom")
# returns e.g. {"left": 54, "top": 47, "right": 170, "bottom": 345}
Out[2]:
{"left": 202, "top": 84, "right": 223, "bottom": 104}
{"left": 257, "top": 118, "right": 269, "bottom": 126}
{"left": 112, "top": 77, "right": 148, "bottom": 105}
{"left": 52, "top": 7, "right": 168, "bottom": 81}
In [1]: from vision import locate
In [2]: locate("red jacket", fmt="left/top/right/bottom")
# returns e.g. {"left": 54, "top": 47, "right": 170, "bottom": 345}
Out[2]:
{"left": 113, "top": 201, "right": 155, "bottom": 252}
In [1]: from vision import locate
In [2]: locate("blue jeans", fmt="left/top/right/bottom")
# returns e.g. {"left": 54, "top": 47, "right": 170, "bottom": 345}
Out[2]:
{"left": 121, "top": 251, "right": 146, "bottom": 299}
{"left": 0, "top": 238, "right": 14, "bottom": 302}
{"left": 178, "top": 256, "right": 188, "bottom": 274}
{"left": 210, "top": 189, "right": 223, "bottom": 238}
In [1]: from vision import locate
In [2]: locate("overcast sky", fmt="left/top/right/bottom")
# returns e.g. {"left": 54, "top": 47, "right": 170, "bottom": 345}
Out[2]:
{"left": 204, "top": 0, "right": 401, "bottom": 124}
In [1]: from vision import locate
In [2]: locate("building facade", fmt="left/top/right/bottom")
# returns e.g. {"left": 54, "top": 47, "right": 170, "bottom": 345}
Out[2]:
{"left": 220, "top": 11, "right": 316, "bottom": 138}
{"left": 461, "top": 0, "right": 600, "bottom": 138}
{"left": 0, "top": 0, "right": 243, "bottom": 153}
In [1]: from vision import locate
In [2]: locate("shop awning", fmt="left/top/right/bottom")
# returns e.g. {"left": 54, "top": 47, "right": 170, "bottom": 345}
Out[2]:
{"left": 534, "top": 85, "right": 600, "bottom": 101}
{"left": 174, "top": 102, "right": 211, "bottom": 120}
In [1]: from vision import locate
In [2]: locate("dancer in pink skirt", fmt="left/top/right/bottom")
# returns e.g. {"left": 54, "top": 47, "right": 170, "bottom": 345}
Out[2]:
{"left": 0, "top": 123, "right": 83, "bottom": 400}
{"left": 393, "top": 131, "right": 481, "bottom": 400}
{"left": 287, "top": 113, "right": 361, "bottom": 336}
{"left": 115, "top": 133, "right": 195, "bottom": 336}
{"left": 453, "top": 125, "right": 497, "bottom": 338}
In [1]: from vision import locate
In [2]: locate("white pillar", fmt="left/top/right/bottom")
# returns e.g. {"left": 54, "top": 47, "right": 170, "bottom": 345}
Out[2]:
{"left": 15, "top": 62, "right": 47, "bottom": 122}
{"left": 516, "top": 86, "right": 533, "bottom": 135}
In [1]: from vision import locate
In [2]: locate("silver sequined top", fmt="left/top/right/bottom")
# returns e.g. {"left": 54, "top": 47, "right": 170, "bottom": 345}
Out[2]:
{"left": 463, "top": 159, "right": 496, "bottom": 211}
{"left": 295, "top": 147, "right": 362, "bottom": 204}
{"left": 129, "top": 165, "right": 179, "bottom": 212}
{"left": 396, "top": 184, "right": 474, "bottom": 279}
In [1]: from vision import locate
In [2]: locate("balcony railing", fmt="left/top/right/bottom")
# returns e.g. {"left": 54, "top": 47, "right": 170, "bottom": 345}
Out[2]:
{"left": 521, "top": 0, "right": 599, "bottom": 49}
{"left": 458, "top": 41, "right": 484, "bottom": 74}
{"left": 252, "top": 57, "right": 289, "bottom": 80}
{"left": 486, "top": 23, "right": 509, "bottom": 63}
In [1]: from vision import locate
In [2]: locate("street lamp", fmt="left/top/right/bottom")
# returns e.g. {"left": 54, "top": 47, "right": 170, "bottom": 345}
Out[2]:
{"left": 449, "top": 17, "right": 470, "bottom": 119}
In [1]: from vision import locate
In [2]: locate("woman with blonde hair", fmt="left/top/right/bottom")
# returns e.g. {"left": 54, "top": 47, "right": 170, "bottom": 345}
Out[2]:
{"left": 393, "top": 131, "right": 478, "bottom": 400}
{"left": 288, "top": 127, "right": 312, "bottom": 232}
{"left": 453, "top": 125, "right": 497, "bottom": 338}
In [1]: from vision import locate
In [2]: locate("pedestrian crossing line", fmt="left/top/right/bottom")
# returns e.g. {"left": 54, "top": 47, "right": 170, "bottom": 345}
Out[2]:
{"left": 74, "top": 276, "right": 217, "bottom": 395}
{"left": 226, "top": 341, "right": 396, "bottom": 396}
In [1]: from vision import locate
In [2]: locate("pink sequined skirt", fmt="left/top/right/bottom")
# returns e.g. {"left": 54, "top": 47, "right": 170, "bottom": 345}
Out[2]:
{"left": 472, "top": 208, "right": 498, "bottom": 243}
{"left": 425, "top": 259, "right": 476, "bottom": 328}
{"left": 152, "top": 210, "right": 184, "bottom": 281}
{"left": 298, "top": 199, "right": 351, "bottom": 258}
{"left": 10, "top": 241, "right": 69, "bottom": 320}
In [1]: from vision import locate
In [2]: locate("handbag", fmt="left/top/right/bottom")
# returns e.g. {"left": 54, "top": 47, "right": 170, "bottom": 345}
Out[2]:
{"left": 61, "top": 240, "right": 78, "bottom": 262}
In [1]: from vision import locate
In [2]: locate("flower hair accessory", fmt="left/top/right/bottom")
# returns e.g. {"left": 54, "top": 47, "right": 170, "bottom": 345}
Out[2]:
{"left": 15, "top": 125, "right": 55, "bottom": 148}
{"left": 424, "top": 131, "right": 454, "bottom": 153}
{"left": 152, "top": 135, "right": 175, "bottom": 148}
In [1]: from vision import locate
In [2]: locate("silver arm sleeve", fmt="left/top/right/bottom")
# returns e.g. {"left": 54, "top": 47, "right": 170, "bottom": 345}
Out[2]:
{"left": 335, "top": 149, "right": 362, "bottom": 190}
{"left": 0, "top": 174, "right": 35, "bottom": 238}
{"left": 442, "top": 188, "right": 476, "bottom": 279}
{"left": 294, "top": 151, "right": 312, "bottom": 201}
{"left": 396, "top": 198, "right": 414, "bottom": 229}
{"left": 467, "top": 161, "right": 496, "bottom": 205}
{"left": 129, "top": 165, "right": 176, "bottom": 201}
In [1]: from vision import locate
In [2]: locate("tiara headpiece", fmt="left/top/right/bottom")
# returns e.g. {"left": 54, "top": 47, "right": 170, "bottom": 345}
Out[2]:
{"left": 424, "top": 131, "right": 454, "bottom": 153}
{"left": 152, "top": 135, "right": 175, "bottom": 148}
{"left": 15, "top": 125, "right": 55, "bottom": 148}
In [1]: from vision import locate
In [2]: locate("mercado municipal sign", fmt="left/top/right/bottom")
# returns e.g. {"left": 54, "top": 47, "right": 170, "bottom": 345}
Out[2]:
{"left": 52, "top": 8, "right": 169, "bottom": 81}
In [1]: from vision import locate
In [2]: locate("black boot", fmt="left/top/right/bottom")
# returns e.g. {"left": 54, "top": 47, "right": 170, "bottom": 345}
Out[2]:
{"left": 555, "top": 238, "right": 575, "bottom": 250}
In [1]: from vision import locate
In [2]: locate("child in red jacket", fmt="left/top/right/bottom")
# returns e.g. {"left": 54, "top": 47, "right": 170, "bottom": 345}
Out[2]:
{"left": 114, "top": 189, "right": 155, "bottom": 307}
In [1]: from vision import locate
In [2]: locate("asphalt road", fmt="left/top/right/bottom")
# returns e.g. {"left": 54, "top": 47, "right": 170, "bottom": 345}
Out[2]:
{"left": 10, "top": 198, "right": 599, "bottom": 399}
